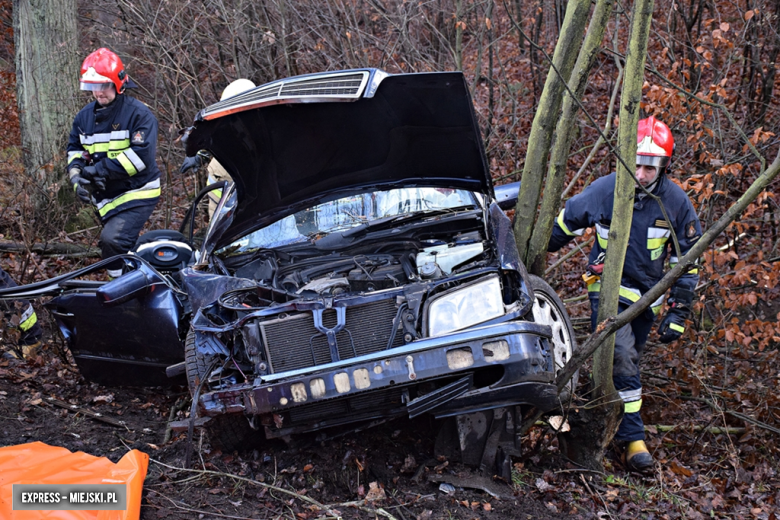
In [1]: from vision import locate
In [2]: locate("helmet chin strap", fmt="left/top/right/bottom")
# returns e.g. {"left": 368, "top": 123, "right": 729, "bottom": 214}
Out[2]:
{"left": 635, "top": 172, "right": 661, "bottom": 200}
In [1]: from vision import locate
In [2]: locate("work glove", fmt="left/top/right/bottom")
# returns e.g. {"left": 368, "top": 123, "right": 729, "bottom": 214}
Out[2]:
{"left": 70, "top": 174, "right": 92, "bottom": 204}
{"left": 81, "top": 165, "right": 107, "bottom": 191}
{"left": 658, "top": 308, "right": 687, "bottom": 343}
{"left": 658, "top": 285, "right": 695, "bottom": 343}
{"left": 180, "top": 154, "right": 205, "bottom": 174}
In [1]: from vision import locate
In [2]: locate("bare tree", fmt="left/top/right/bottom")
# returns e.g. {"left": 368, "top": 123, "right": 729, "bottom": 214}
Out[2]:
{"left": 13, "top": 0, "right": 79, "bottom": 204}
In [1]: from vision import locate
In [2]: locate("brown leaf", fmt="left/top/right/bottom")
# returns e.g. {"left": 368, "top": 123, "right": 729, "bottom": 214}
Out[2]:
{"left": 401, "top": 454, "right": 417, "bottom": 474}
{"left": 365, "top": 481, "right": 386, "bottom": 502}
{"left": 669, "top": 460, "right": 693, "bottom": 477}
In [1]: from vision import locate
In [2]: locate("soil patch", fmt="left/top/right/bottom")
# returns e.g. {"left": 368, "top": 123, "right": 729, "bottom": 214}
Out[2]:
{"left": 0, "top": 349, "right": 577, "bottom": 519}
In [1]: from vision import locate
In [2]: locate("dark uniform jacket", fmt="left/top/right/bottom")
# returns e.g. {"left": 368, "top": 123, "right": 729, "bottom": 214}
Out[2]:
{"left": 67, "top": 95, "right": 161, "bottom": 222}
{"left": 548, "top": 172, "right": 701, "bottom": 314}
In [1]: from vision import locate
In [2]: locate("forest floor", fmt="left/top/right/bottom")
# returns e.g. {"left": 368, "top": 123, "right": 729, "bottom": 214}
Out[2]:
{"left": 2, "top": 324, "right": 778, "bottom": 520}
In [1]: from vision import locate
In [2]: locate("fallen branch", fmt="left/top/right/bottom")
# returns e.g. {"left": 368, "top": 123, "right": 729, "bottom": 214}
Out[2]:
{"left": 150, "top": 458, "right": 349, "bottom": 519}
{"left": 147, "top": 489, "right": 296, "bottom": 520}
{"left": 331, "top": 499, "right": 399, "bottom": 520}
{"left": 44, "top": 397, "right": 129, "bottom": 429}
{"left": 650, "top": 424, "right": 745, "bottom": 435}
{"left": 678, "top": 396, "right": 780, "bottom": 435}
{"left": 0, "top": 241, "right": 100, "bottom": 257}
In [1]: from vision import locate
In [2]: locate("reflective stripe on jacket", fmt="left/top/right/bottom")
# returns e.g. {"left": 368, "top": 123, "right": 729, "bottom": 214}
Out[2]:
{"left": 67, "top": 95, "right": 161, "bottom": 221}
{"left": 548, "top": 172, "right": 701, "bottom": 307}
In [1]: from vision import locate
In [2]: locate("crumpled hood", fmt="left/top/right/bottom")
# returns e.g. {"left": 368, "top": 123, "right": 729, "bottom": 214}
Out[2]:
{"left": 185, "top": 69, "right": 492, "bottom": 242}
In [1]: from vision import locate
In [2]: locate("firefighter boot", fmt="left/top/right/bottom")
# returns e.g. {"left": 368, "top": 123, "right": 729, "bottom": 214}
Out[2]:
{"left": 21, "top": 341, "right": 40, "bottom": 359}
{"left": 623, "top": 440, "right": 654, "bottom": 474}
{"left": 4, "top": 341, "right": 41, "bottom": 360}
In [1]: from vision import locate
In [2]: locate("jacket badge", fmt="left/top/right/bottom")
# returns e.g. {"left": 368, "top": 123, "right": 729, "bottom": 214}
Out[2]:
{"left": 654, "top": 219, "right": 670, "bottom": 228}
{"left": 112, "top": 124, "right": 120, "bottom": 130}
{"left": 132, "top": 131, "right": 145, "bottom": 144}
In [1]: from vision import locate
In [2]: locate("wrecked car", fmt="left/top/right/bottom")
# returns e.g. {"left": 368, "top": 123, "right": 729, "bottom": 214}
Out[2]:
{"left": 0, "top": 69, "right": 576, "bottom": 471}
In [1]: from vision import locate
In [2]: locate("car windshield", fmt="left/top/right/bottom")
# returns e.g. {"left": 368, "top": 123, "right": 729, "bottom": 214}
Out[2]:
{"left": 222, "top": 187, "right": 479, "bottom": 252}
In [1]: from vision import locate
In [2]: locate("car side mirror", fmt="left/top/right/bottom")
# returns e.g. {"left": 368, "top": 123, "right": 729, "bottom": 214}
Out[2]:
{"left": 96, "top": 269, "right": 152, "bottom": 307}
{"left": 494, "top": 181, "right": 520, "bottom": 210}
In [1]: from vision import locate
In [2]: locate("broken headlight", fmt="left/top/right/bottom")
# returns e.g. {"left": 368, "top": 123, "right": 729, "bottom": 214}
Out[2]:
{"left": 427, "top": 275, "right": 504, "bottom": 337}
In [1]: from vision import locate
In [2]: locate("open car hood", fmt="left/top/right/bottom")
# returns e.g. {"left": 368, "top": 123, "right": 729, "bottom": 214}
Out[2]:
{"left": 185, "top": 69, "right": 492, "bottom": 242}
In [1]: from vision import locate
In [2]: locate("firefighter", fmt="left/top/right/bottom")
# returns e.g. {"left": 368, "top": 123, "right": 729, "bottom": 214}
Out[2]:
{"left": 0, "top": 267, "right": 42, "bottom": 359}
{"left": 67, "top": 48, "right": 161, "bottom": 278}
{"left": 547, "top": 117, "right": 702, "bottom": 474}
{"left": 180, "top": 78, "right": 256, "bottom": 219}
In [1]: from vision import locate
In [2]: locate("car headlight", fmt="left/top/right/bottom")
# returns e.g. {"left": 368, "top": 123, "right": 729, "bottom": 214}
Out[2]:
{"left": 428, "top": 276, "right": 505, "bottom": 337}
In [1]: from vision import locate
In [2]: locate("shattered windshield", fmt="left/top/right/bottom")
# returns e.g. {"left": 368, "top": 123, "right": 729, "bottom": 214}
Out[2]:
{"left": 222, "top": 187, "right": 478, "bottom": 252}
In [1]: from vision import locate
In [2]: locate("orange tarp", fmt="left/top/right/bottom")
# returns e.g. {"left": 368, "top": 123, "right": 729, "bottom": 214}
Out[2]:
{"left": 0, "top": 442, "right": 148, "bottom": 520}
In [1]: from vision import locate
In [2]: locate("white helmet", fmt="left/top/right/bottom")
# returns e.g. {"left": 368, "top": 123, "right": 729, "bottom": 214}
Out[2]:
{"left": 221, "top": 78, "right": 256, "bottom": 101}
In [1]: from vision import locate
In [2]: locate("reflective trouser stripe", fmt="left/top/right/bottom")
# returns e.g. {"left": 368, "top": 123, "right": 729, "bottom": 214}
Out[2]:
{"left": 669, "top": 322, "right": 685, "bottom": 333}
{"left": 588, "top": 282, "right": 665, "bottom": 315}
{"left": 625, "top": 399, "right": 642, "bottom": 414}
{"left": 19, "top": 305, "right": 37, "bottom": 332}
{"left": 619, "top": 388, "right": 642, "bottom": 414}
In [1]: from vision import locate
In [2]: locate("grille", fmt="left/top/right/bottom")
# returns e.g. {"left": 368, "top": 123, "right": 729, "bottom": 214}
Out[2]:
{"left": 201, "top": 71, "right": 368, "bottom": 120}
{"left": 288, "top": 388, "right": 405, "bottom": 425}
{"left": 279, "top": 74, "right": 367, "bottom": 97}
{"left": 261, "top": 298, "right": 405, "bottom": 373}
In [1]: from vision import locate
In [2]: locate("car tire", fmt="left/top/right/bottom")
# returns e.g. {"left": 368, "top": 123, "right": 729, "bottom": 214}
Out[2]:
{"left": 184, "top": 329, "right": 261, "bottom": 452}
{"left": 527, "top": 274, "right": 578, "bottom": 392}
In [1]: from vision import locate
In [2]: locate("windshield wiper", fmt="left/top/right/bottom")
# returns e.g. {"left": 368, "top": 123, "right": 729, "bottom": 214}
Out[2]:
{"left": 341, "top": 207, "right": 476, "bottom": 238}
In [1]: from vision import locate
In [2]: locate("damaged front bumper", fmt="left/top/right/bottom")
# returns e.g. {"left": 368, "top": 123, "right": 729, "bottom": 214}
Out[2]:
{"left": 198, "top": 321, "right": 561, "bottom": 422}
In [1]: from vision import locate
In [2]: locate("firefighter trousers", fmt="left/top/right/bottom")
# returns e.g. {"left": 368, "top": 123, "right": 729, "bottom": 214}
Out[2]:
{"left": 99, "top": 203, "right": 157, "bottom": 278}
{"left": 590, "top": 298, "right": 655, "bottom": 442}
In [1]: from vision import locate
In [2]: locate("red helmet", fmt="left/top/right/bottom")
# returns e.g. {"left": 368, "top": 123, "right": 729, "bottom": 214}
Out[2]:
{"left": 79, "top": 48, "right": 129, "bottom": 93}
{"left": 636, "top": 116, "right": 674, "bottom": 169}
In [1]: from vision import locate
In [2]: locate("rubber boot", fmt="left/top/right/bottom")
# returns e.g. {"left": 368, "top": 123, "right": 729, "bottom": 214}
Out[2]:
{"left": 21, "top": 341, "right": 40, "bottom": 359}
{"left": 623, "top": 440, "right": 654, "bottom": 474}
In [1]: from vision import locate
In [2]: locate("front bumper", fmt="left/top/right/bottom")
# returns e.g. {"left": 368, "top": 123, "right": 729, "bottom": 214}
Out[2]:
{"left": 199, "top": 321, "right": 560, "bottom": 418}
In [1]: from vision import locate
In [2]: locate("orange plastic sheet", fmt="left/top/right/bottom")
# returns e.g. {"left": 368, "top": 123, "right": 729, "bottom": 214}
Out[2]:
{"left": 0, "top": 442, "right": 148, "bottom": 520}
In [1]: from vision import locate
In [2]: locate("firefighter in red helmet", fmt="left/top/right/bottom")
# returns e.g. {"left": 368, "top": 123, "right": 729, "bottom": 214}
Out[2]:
{"left": 548, "top": 116, "right": 702, "bottom": 474}
{"left": 67, "top": 48, "right": 161, "bottom": 278}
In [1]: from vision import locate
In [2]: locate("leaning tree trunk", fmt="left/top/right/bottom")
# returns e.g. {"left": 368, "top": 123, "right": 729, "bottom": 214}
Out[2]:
{"left": 512, "top": 0, "right": 591, "bottom": 264}
{"left": 13, "top": 0, "right": 79, "bottom": 204}
{"left": 525, "top": 0, "right": 614, "bottom": 276}
{"left": 559, "top": 0, "right": 656, "bottom": 472}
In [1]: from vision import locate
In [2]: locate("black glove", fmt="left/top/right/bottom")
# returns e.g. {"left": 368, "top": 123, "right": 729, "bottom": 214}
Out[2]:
{"left": 658, "top": 308, "right": 686, "bottom": 343}
{"left": 180, "top": 154, "right": 205, "bottom": 174}
{"left": 658, "top": 285, "right": 695, "bottom": 343}
{"left": 81, "top": 165, "right": 107, "bottom": 191}
{"left": 71, "top": 174, "right": 92, "bottom": 204}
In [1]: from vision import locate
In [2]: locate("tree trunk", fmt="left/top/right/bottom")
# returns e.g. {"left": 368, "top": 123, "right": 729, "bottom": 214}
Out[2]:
{"left": 13, "top": 0, "right": 79, "bottom": 204}
{"left": 560, "top": 0, "right": 655, "bottom": 472}
{"left": 512, "top": 0, "right": 591, "bottom": 265}
{"left": 526, "top": 0, "right": 613, "bottom": 276}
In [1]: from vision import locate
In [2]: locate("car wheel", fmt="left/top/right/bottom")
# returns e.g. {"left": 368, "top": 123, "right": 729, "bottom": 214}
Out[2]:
{"left": 184, "top": 329, "right": 261, "bottom": 452}
{"left": 528, "top": 274, "right": 578, "bottom": 392}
